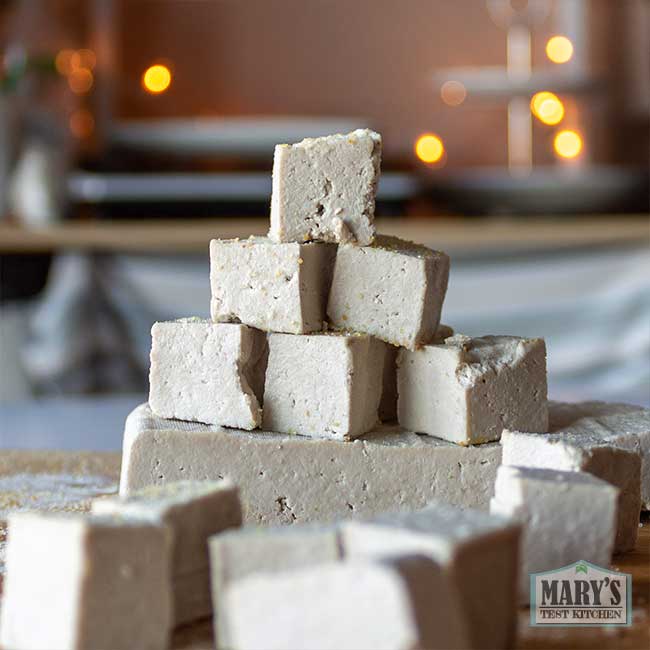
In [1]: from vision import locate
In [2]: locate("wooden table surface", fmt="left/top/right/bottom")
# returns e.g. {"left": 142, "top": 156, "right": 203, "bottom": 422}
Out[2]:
{"left": 0, "top": 450, "right": 648, "bottom": 650}
{"left": 1, "top": 215, "right": 648, "bottom": 254}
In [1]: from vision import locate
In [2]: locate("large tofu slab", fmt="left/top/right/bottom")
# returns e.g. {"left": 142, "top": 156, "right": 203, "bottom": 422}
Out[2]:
{"left": 210, "top": 526, "right": 341, "bottom": 648}
{"left": 210, "top": 237, "right": 335, "bottom": 334}
{"left": 398, "top": 334, "right": 548, "bottom": 445}
{"left": 224, "top": 557, "right": 469, "bottom": 650}
{"left": 92, "top": 480, "right": 241, "bottom": 625}
{"left": 120, "top": 403, "right": 502, "bottom": 520}
{"left": 548, "top": 400, "right": 650, "bottom": 510}
{"left": 490, "top": 466, "right": 618, "bottom": 603}
{"left": 269, "top": 129, "right": 381, "bottom": 245}
{"left": 327, "top": 235, "right": 450, "bottom": 349}
{"left": 0, "top": 512, "right": 172, "bottom": 650}
{"left": 262, "top": 331, "right": 385, "bottom": 440}
{"left": 502, "top": 402, "right": 647, "bottom": 551}
{"left": 149, "top": 319, "right": 265, "bottom": 429}
{"left": 340, "top": 504, "right": 520, "bottom": 650}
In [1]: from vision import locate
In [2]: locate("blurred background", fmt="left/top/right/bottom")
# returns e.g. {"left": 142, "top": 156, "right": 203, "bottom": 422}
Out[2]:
{"left": 0, "top": 0, "right": 648, "bottom": 450}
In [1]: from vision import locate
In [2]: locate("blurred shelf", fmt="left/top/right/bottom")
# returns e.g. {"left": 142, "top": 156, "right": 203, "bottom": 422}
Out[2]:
{"left": 0, "top": 216, "right": 648, "bottom": 255}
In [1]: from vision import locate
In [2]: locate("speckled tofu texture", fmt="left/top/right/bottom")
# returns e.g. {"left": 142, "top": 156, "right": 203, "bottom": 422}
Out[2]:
{"left": 380, "top": 324, "right": 454, "bottom": 422}
{"left": 210, "top": 237, "right": 336, "bottom": 334}
{"left": 149, "top": 319, "right": 266, "bottom": 430}
{"left": 223, "top": 557, "right": 469, "bottom": 650}
{"left": 262, "top": 331, "right": 385, "bottom": 440}
{"left": 340, "top": 504, "right": 521, "bottom": 650}
{"left": 92, "top": 480, "right": 241, "bottom": 626}
{"left": 327, "top": 235, "right": 450, "bottom": 349}
{"left": 490, "top": 466, "right": 618, "bottom": 603}
{"left": 398, "top": 334, "right": 548, "bottom": 445}
{"left": 0, "top": 512, "right": 172, "bottom": 650}
{"left": 501, "top": 401, "right": 648, "bottom": 551}
{"left": 269, "top": 129, "right": 381, "bottom": 245}
{"left": 119, "top": 403, "right": 502, "bottom": 521}
{"left": 210, "top": 526, "right": 341, "bottom": 649}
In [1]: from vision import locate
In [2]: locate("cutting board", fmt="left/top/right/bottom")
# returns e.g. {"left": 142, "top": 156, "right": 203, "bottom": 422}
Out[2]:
{"left": 0, "top": 450, "right": 648, "bottom": 650}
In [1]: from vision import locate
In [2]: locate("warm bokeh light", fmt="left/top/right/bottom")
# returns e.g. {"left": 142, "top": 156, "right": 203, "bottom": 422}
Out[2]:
{"left": 67, "top": 67, "right": 93, "bottom": 94}
{"left": 536, "top": 96, "right": 564, "bottom": 125}
{"left": 55, "top": 49, "right": 76, "bottom": 75}
{"left": 531, "top": 91, "right": 556, "bottom": 116}
{"left": 441, "top": 80, "right": 467, "bottom": 106}
{"left": 142, "top": 64, "right": 172, "bottom": 94}
{"left": 415, "top": 133, "right": 444, "bottom": 164}
{"left": 554, "top": 130, "right": 583, "bottom": 158}
{"left": 546, "top": 35, "right": 574, "bottom": 64}
{"left": 75, "top": 49, "right": 96, "bottom": 70}
{"left": 69, "top": 109, "right": 95, "bottom": 138}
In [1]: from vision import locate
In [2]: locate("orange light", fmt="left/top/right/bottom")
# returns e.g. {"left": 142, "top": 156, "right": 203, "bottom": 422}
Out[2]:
{"left": 441, "top": 80, "right": 467, "bottom": 107}
{"left": 67, "top": 68, "right": 93, "bottom": 94}
{"left": 76, "top": 49, "right": 96, "bottom": 70}
{"left": 546, "top": 35, "right": 574, "bottom": 64}
{"left": 69, "top": 109, "right": 95, "bottom": 138}
{"left": 531, "top": 91, "right": 555, "bottom": 116}
{"left": 554, "top": 130, "right": 582, "bottom": 158}
{"left": 55, "top": 49, "right": 76, "bottom": 75}
{"left": 536, "top": 95, "right": 564, "bottom": 125}
{"left": 142, "top": 64, "right": 172, "bottom": 94}
{"left": 415, "top": 133, "right": 444, "bottom": 164}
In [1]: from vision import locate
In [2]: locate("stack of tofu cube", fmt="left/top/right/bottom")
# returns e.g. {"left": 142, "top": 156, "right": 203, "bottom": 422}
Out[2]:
{"left": 147, "top": 128, "right": 549, "bottom": 450}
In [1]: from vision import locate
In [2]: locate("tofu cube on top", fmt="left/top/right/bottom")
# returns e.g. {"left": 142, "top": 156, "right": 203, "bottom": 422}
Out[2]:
{"left": 149, "top": 319, "right": 266, "bottom": 430}
{"left": 210, "top": 237, "right": 335, "bottom": 335}
{"left": 327, "top": 235, "right": 450, "bottom": 350}
{"left": 262, "top": 331, "right": 385, "bottom": 440}
{"left": 0, "top": 512, "right": 172, "bottom": 650}
{"left": 490, "top": 465, "right": 619, "bottom": 603}
{"left": 398, "top": 334, "right": 548, "bottom": 445}
{"left": 269, "top": 129, "right": 381, "bottom": 245}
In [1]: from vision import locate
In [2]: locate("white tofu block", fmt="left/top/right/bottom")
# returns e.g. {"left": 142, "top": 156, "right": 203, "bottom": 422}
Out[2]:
{"left": 490, "top": 465, "right": 618, "bottom": 603}
{"left": 327, "top": 235, "right": 450, "bottom": 349}
{"left": 0, "top": 512, "right": 172, "bottom": 650}
{"left": 262, "top": 331, "right": 385, "bottom": 440}
{"left": 548, "top": 400, "right": 650, "bottom": 510}
{"left": 120, "top": 403, "right": 502, "bottom": 521}
{"left": 398, "top": 334, "right": 548, "bottom": 445}
{"left": 269, "top": 129, "right": 381, "bottom": 245}
{"left": 340, "top": 504, "right": 520, "bottom": 650}
{"left": 224, "top": 557, "right": 469, "bottom": 650}
{"left": 210, "top": 525, "right": 341, "bottom": 649}
{"left": 380, "top": 324, "right": 454, "bottom": 422}
{"left": 210, "top": 237, "right": 336, "bottom": 334}
{"left": 501, "top": 404, "right": 646, "bottom": 552}
{"left": 92, "top": 479, "right": 241, "bottom": 625}
{"left": 149, "top": 319, "right": 265, "bottom": 430}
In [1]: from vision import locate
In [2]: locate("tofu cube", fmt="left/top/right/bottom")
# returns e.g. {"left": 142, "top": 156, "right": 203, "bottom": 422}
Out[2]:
{"left": 327, "top": 235, "right": 450, "bottom": 349}
{"left": 490, "top": 465, "right": 618, "bottom": 603}
{"left": 262, "top": 331, "right": 385, "bottom": 440}
{"left": 548, "top": 400, "right": 650, "bottom": 511}
{"left": 92, "top": 480, "right": 242, "bottom": 625}
{"left": 269, "top": 129, "right": 381, "bottom": 245}
{"left": 149, "top": 319, "right": 265, "bottom": 429}
{"left": 210, "top": 237, "right": 335, "bottom": 334}
{"left": 398, "top": 334, "right": 548, "bottom": 445}
{"left": 501, "top": 408, "right": 645, "bottom": 552}
{"left": 0, "top": 512, "right": 172, "bottom": 650}
{"left": 340, "top": 503, "right": 521, "bottom": 650}
{"left": 223, "top": 557, "right": 469, "bottom": 650}
{"left": 210, "top": 525, "right": 341, "bottom": 649}
{"left": 380, "top": 324, "right": 454, "bottom": 422}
